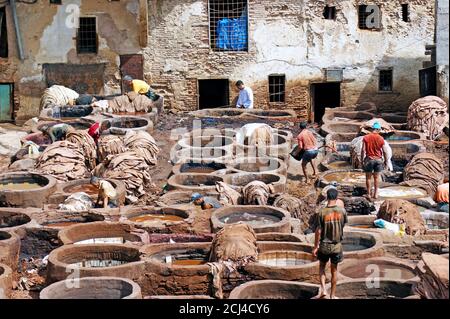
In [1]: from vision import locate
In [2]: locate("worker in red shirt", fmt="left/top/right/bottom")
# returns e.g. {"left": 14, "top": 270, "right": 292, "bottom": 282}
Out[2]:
{"left": 297, "top": 121, "right": 319, "bottom": 183}
{"left": 361, "top": 122, "right": 386, "bottom": 199}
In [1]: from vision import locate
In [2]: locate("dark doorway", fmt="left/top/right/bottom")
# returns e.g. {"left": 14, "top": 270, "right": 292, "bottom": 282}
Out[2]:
{"left": 198, "top": 79, "right": 229, "bottom": 109}
{"left": 311, "top": 82, "right": 341, "bottom": 123}
{"left": 419, "top": 66, "right": 437, "bottom": 97}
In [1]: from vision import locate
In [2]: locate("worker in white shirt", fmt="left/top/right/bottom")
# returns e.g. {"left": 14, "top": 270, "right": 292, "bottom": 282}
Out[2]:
{"left": 235, "top": 80, "right": 254, "bottom": 109}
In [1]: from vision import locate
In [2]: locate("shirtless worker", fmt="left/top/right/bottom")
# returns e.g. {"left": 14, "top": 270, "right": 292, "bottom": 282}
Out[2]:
{"left": 90, "top": 176, "right": 119, "bottom": 209}
{"left": 296, "top": 121, "right": 319, "bottom": 183}
{"left": 122, "top": 75, "right": 158, "bottom": 101}
{"left": 361, "top": 122, "right": 387, "bottom": 199}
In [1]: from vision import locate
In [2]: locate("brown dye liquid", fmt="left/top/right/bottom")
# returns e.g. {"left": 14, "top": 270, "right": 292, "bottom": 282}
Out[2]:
{"left": 46, "top": 221, "right": 80, "bottom": 229}
{"left": 66, "top": 184, "right": 99, "bottom": 196}
{"left": 221, "top": 212, "right": 281, "bottom": 227}
{"left": 342, "top": 263, "right": 416, "bottom": 280}
{"left": 172, "top": 259, "right": 207, "bottom": 266}
{"left": 327, "top": 161, "right": 352, "bottom": 170}
{"left": 129, "top": 214, "right": 184, "bottom": 223}
{"left": 351, "top": 224, "right": 374, "bottom": 229}
{"left": 0, "top": 182, "right": 42, "bottom": 191}
{"left": 323, "top": 172, "right": 366, "bottom": 184}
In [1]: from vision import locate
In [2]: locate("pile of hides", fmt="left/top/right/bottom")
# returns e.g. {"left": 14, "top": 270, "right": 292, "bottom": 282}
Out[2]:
{"left": 242, "top": 181, "right": 274, "bottom": 205}
{"left": 35, "top": 141, "right": 90, "bottom": 181}
{"left": 413, "top": 253, "right": 449, "bottom": 299}
{"left": 216, "top": 181, "right": 242, "bottom": 205}
{"left": 350, "top": 136, "right": 393, "bottom": 170}
{"left": 40, "top": 85, "right": 79, "bottom": 110}
{"left": 66, "top": 130, "right": 97, "bottom": 170}
{"left": 236, "top": 123, "right": 274, "bottom": 146}
{"left": 407, "top": 96, "right": 449, "bottom": 140}
{"left": 209, "top": 223, "right": 258, "bottom": 264}
{"left": 377, "top": 199, "right": 426, "bottom": 236}
{"left": 97, "top": 135, "right": 127, "bottom": 163}
{"left": 58, "top": 192, "right": 93, "bottom": 212}
{"left": 123, "top": 131, "right": 159, "bottom": 166}
{"left": 102, "top": 151, "right": 153, "bottom": 203}
{"left": 273, "top": 194, "right": 313, "bottom": 232}
{"left": 107, "top": 92, "right": 153, "bottom": 114}
{"left": 359, "top": 118, "right": 395, "bottom": 136}
{"left": 400, "top": 153, "right": 444, "bottom": 195}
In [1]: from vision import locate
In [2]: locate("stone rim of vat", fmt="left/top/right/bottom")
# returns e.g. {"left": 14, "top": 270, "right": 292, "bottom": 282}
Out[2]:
{"left": 377, "top": 185, "right": 428, "bottom": 201}
{"left": 341, "top": 231, "right": 385, "bottom": 259}
{"left": 345, "top": 215, "right": 378, "bottom": 232}
{"left": 46, "top": 244, "right": 146, "bottom": 284}
{"left": 338, "top": 257, "right": 420, "bottom": 282}
{"left": 319, "top": 152, "right": 352, "bottom": 172}
{"left": 40, "top": 276, "right": 143, "bottom": 299}
{"left": 58, "top": 221, "right": 142, "bottom": 245}
{"left": 244, "top": 242, "right": 319, "bottom": 281}
{"left": 38, "top": 211, "right": 105, "bottom": 229}
{"left": 322, "top": 110, "right": 375, "bottom": 124}
{"left": 420, "top": 211, "right": 449, "bottom": 235}
{"left": 318, "top": 278, "right": 416, "bottom": 299}
{"left": 0, "top": 172, "right": 57, "bottom": 208}
{"left": 188, "top": 108, "right": 298, "bottom": 120}
{"left": 182, "top": 128, "right": 237, "bottom": 140}
{"left": 0, "top": 230, "right": 21, "bottom": 271}
{"left": 172, "top": 159, "right": 229, "bottom": 176}
{"left": 120, "top": 206, "right": 193, "bottom": 226}
{"left": 48, "top": 178, "right": 127, "bottom": 206}
{"left": 234, "top": 133, "right": 290, "bottom": 151}
{"left": 0, "top": 263, "right": 13, "bottom": 299}
{"left": 229, "top": 280, "right": 320, "bottom": 299}
{"left": 173, "top": 147, "right": 234, "bottom": 165}
{"left": 211, "top": 205, "right": 291, "bottom": 234}
{"left": 177, "top": 135, "right": 235, "bottom": 152}
{"left": 320, "top": 122, "right": 363, "bottom": 137}
{"left": 243, "top": 109, "right": 298, "bottom": 121}
{"left": 317, "top": 169, "right": 387, "bottom": 188}
{"left": 156, "top": 190, "right": 221, "bottom": 207}
{"left": 229, "top": 156, "right": 288, "bottom": 176}
{"left": 101, "top": 116, "right": 152, "bottom": 134}
{"left": 223, "top": 172, "right": 287, "bottom": 193}
{"left": 32, "top": 119, "right": 94, "bottom": 134}
{"left": 167, "top": 173, "right": 225, "bottom": 192}
{"left": 0, "top": 208, "right": 34, "bottom": 234}
{"left": 255, "top": 232, "right": 305, "bottom": 243}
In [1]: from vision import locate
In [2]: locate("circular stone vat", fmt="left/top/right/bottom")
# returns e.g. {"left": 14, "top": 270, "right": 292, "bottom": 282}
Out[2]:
{"left": 256, "top": 233, "right": 304, "bottom": 242}
{"left": 0, "top": 210, "right": 33, "bottom": 233}
{"left": 321, "top": 279, "right": 415, "bottom": 299}
{"left": 378, "top": 186, "right": 428, "bottom": 201}
{"left": 0, "top": 263, "right": 13, "bottom": 299}
{"left": 346, "top": 215, "right": 377, "bottom": 231}
{"left": 0, "top": 230, "right": 21, "bottom": 270}
{"left": 211, "top": 206, "right": 291, "bottom": 234}
{"left": 40, "top": 277, "right": 142, "bottom": 299}
{"left": 320, "top": 122, "right": 361, "bottom": 136}
{"left": 46, "top": 244, "right": 145, "bottom": 284}
{"left": 123, "top": 207, "right": 191, "bottom": 229}
{"left": 230, "top": 157, "right": 287, "bottom": 176}
{"left": 342, "top": 231, "right": 384, "bottom": 259}
{"left": 384, "top": 131, "right": 424, "bottom": 143}
{"left": 58, "top": 222, "right": 141, "bottom": 245}
{"left": 224, "top": 173, "right": 286, "bottom": 193}
{"left": 318, "top": 169, "right": 370, "bottom": 187}
{"left": 245, "top": 242, "right": 318, "bottom": 281}
{"left": 380, "top": 113, "right": 407, "bottom": 124}
{"left": 339, "top": 257, "right": 418, "bottom": 282}
{"left": 0, "top": 172, "right": 57, "bottom": 208}
{"left": 229, "top": 280, "right": 320, "bottom": 299}
{"left": 41, "top": 212, "right": 105, "bottom": 230}
{"left": 421, "top": 212, "right": 449, "bottom": 234}
{"left": 140, "top": 243, "right": 212, "bottom": 296}
{"left": 320, "top": 153, "right": 352, "bottom": 171}
{"left": 235, "top": 134, "right": 290, "bottom": 159}
{"left": 323, "top": 111, "right": 374, "bottom": 123}
{"left": 172, "top": 160, "right": 227, "bottom": 175}
{"left": 174, "top": 148, "right": 233, "bottom": 165}
{"left": 103, "top": 116, "right": 151, "bottom": 134}
{"left": 157, "top": 191, "right": 220, "bottom": 207}
{"left": 177, "top": 135, "right": 234, "bottom": 152}
{"left": 167, "top": 174, "right": 224, "bottom": 192}
{"left": 245, "top": 109, "right": 298, "bottom": 120}
{"left": 189, "top": 108, "right": 245, "bottom": 118}
{"left": 324, "top": 133, "right": 357, "bottom": 153}
{"left": 183, "top": 128, "right": 237, "bottom": 140}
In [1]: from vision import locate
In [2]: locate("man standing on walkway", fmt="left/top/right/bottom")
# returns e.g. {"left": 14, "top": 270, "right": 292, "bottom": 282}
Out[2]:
{"left": 235, "top": 80, "right": 254, "bottom": 109}
{"left": 296, "top": 121, "right": 319, "bottom": 183}
{"left": 361, "top": 122, "right": 386, "bottom": 199}
{"left": 313, "top": 188, "right": 347, "bottom": 299}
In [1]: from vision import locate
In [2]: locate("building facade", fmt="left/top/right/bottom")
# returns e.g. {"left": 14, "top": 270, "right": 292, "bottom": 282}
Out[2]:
{"left": 0, "top": 0, "right": 438, "bottom": 123}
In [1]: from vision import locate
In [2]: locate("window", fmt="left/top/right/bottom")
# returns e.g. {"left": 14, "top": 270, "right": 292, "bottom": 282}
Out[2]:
{"left": 379, "top": 69, "right": 393, "bottom": 92}
{"left": 208, "top": 0, "right": 248, "bottom": 52}
{"left": 269, "top": 75, "right": 286, "bottom": 103}
{"left": 323, "top": 6, "right": 337, "bottom": 20}
{"left": 0, "top": 7, "right": 8, "bottom": 58}
{"left": 358, "top": 4, "right": 381, "bottom": 30}
{"left": 401, "top": 4, "right": 410, "bottom": 22}
{"left": 77, "top": 17, "right": 98, "bottom": 54}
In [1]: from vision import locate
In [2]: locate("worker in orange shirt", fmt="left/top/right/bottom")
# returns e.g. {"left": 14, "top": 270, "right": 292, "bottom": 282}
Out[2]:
{"left": 435, "top": 178, "right": 449, "bottom": 213}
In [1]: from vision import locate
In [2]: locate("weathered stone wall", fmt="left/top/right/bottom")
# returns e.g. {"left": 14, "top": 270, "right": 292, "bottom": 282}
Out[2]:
{"left": 1, "top": 0, "right": 145, "bottom": 122}
{"left": 436, "top": 0, "right": 449, "bottom": 104}
{"left": 144, "top": 0, "right": 435, "bottom": 117}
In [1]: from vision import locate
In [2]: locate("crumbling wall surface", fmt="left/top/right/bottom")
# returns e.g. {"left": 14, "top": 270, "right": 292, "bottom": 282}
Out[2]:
{"left": 144, "top": 0, "right": 435, "bottom": 114}
{"left": 2, "top": 0, "right": 143, "bottom": 122}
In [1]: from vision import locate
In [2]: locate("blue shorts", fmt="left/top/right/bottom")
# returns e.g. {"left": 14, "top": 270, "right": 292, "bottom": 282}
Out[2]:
{"left": 437, "top": 202, "right": 449, "bottom": 213}
{"left": 301, "top": 149, "right": 319, "bottom": 163}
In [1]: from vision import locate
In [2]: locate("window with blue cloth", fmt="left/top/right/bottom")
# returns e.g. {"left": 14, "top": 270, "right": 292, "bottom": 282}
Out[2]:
{"left": 209, "top": 0, "right": 248, "bottom": 51}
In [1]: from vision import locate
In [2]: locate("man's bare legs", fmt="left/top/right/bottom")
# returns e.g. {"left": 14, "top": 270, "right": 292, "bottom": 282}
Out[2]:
{"left": 330, "top": 263, "right": 339, "bottom": 299}
{"left": 310, "top": 160, "right": 317, "bottom": 177}
{"left": 302, "top": 161, "right": 309, "bottom": 183}
{"left": 373, "top": 172, "right": 380, "bottom": 199}
{"left": 319, "top": 261, "right": 328, "bottom": 298}
{"left": 366, "top": 172, "right": 372, "bottom": 198}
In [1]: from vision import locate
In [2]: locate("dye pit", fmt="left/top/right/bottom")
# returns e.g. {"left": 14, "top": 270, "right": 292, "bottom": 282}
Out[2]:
{"left": 128, "top": 214, "right": 185, "bottom": 223}
{"left": 45, "top": 221, "right": 81, "bottom": 229}
{"left": 219, "top": 212, "right": 282, "bottom": 227}
{"left": 323, "top": 171, "right": 367, "bottom": 184}
{"left": 257, "top": 251, "right": 314, "bottom": 266}
{"left": 0, "top": 182, "right": 42, "bottom": 191}
{"left": 378, "top": 186, "right": 427, "bottom": 200}
{"left": 326, "top": 161, "right": 352, "bottom": 170}
{"left": 340, "top": 261, "right": 416, "bottom": 280}
{"left": 69, "top": 259, "right": 129, "bottom": 268}
{"left": 75, "top": 238, "right": 126, "bottom": 245}
{"left": 156, "top": 249, "right": 209, "bottom": 266}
